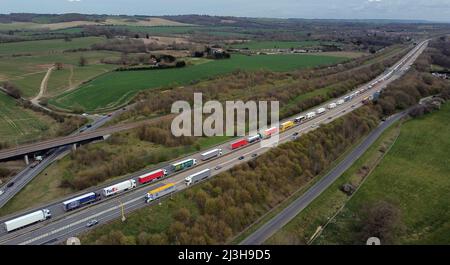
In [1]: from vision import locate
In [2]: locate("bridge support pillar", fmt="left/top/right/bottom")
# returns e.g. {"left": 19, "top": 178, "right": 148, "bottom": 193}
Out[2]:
{"left": 24, "top": 154, "right": 29, "bottom": 165}
{"left": 72, "top": 143, "right": 77, "bottom": 151}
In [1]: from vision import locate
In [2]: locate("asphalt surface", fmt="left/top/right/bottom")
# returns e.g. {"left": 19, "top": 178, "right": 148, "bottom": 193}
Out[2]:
{"left": 240, "top": 110, "right": 407, "bottom": 245}
{"left": 240, "top": 40, "right": 428, "bottom": 245}
{"left": 0, "top": 114, "right": 171, "bottom": 161}
{"left": 0, "top": 111, "right": 123, "bottom": 208}
{"left": 0, "top": 40, "right": 427, "bottom": 245}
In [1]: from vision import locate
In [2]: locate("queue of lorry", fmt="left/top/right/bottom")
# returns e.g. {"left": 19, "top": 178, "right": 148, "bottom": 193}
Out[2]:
{"left": 2, "top": 75, "right": 385, "bottom": 233}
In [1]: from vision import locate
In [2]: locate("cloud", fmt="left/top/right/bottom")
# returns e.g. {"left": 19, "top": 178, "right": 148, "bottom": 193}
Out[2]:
{"left": 368, "top": 0, "right": 382, "bottom": 2}
{"left": 67, "top": 0, "right": 81, "bottom": 2}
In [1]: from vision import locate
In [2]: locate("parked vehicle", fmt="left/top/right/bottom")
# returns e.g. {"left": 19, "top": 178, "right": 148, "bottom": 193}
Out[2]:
{"left": 185, "top": 169, "right": 212, "bottom": 186}
{"left": 137, "top": 169, "right": 167, "bottom": 184}
{"left": 4, "top": 209, "right": 51, "bottom": 232}
{"left": 306, "top": 112, "right": 316, "bottom": 119}
{"left": 172, "top": 158, "right": 197, "bottom": 172}
{"left": 145, "top": 183, "right": 176, "bottom": 203}
{"left": 327, "top": 103, "right": 337, "bottom": 109}
{"left": 261, "top": 127, "right": 278, "bottom": 138}
{"left": 62, "top": 192, "right": 101, "bottom": 211}
{"left": 294, "top": 116, "right": 305, "bottom": 123}
{"left": 316, "top": 108, "right": 326, "bottom": 115}
{"left": 280, "top": 121, "right": 295, "bottom": 132}
{"left": 102, "top": 179, "right": 136, "bottom": 197}
{"left": 230, "top": 139, "right": 249, "bottom": 150}
{"left": 201, "top": 149, "right": 222, "bottom": 161}
{"left": 247, "top": 134, "right": 262, "bottom": 144}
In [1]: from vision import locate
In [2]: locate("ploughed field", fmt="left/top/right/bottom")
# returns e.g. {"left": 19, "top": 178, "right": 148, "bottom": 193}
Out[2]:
{"left": 49, "top": 54, "right": 347, "bottom": 112}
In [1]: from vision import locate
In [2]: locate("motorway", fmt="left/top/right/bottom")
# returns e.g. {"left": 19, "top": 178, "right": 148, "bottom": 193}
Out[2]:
{"left": 240, "top": 110, "right": 407, "bottom": 245}
{"left": 0, "top": 109, "right": 128, "bottom": 208}
{"left": 0, "top": 40, "right": 428, "bottom": 245}
{"left": 0, "top": 114, "right": 173, "bottom": 161}
{"left": 240, "top": 40, "right": 428, "bottom": 245}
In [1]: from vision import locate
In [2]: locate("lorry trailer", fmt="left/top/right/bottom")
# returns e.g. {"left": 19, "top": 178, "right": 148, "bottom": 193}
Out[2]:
{"left": 316, "top": 108, "right": 326, "bottom": 115}
{"left": 261, "top": 127, "right": 278, "bottom": 138}
{"left": 306, "top": 112, "right": 316, "bottom": 119}
{"left": 280, "top": 121, "right": 295, "bottom": 132}
{"left": 4, "top": 209, "right": 51, "bottom": 232}
{"left": 294, "top": 116, "right": 305, "bottom": 123}
{"left": 185, "top": 169, "right": 212, "bottom": 186}
{"left": 137, "top": 169, "right": 167, "bottom": 184}
{"left": 201, "top": 149, "right": 223, "bottom": 161}
{"left": 103, "top": 179, "right": 137, "bottom": 197}
{"left": 247, "top": 134, "right": 262, "bottom": 143}
{"left": 62, "top": 192, "right": 100, "bottom": 211}
{"left": 172, "top": 158, "right": 197, "bottom": 172}
{"left": 145, "top": 183, "right": 176, "bottom": 203}
{"left": 328, "top": 103, "right": 337, "bottom": 109}
{"left": 231, "top": 139, "right": 249, "bottom": 150}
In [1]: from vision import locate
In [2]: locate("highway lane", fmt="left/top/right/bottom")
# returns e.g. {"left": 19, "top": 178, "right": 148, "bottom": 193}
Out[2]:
{"left": 240, "top": 110, "right": 407, "bottom": 245}
{"left": 0, "top": 110, "right": 126, "bottom": 209}
{"left": 0, "top": 40, "right": 428, "bottom": 245}
{"left": 239, "top": 40, "right": 428, "bottom": 245}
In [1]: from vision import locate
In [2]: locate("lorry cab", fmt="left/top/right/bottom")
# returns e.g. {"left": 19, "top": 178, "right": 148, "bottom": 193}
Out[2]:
{"left": 43, "top": 209, "right": 52, "bottom": 219}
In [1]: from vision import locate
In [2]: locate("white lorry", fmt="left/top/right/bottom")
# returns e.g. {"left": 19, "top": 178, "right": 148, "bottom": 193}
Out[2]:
{"left": 4, "top": 209, "right": 51, "bottom": 232}
{"left": 102, "top": 179, "right": 136, "bottom": 197}
{"left": 185, "top": 169, "right": 212, "bottom": 186}
{"left": 336, "top": 99, "right": 345, "bottom": 105}
{"left": 328, "top": 103, "right": 337, "bottom": 109}
{"left": 316, "top": 108, "right": 326, "bottom": 115}
{"left": 201, "top": 149, "right": 223, "bottom": 161}
{"left": 306, "top": 112, "right": 316, "bottom": 119}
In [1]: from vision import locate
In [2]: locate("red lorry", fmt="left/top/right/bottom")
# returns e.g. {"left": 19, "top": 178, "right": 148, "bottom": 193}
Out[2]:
{"left": 137, "top": 169, "right": 167, "bottom": 184}
{"left": 230, "top": 139, "right": 249, "bottom": 150}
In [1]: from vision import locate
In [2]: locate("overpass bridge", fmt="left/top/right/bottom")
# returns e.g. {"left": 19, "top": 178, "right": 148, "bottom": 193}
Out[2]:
{"left": 0, "top": 115, "right": 171, "bottom": 163}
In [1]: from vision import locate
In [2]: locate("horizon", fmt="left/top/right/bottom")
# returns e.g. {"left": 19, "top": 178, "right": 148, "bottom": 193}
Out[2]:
{"left": 1, "top": 0, "right": 450, "bottom": 23}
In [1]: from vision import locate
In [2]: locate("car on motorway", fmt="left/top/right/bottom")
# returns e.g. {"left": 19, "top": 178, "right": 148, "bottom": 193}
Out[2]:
{"left": 214, "top": 165, "right": 222, "bottom": 170}
{"left": 252, "top": 153, "right": 258, "bottom": 158}
{"left": 238, "top": 156, "right": 245, "bottom": 160}
{"left": 86, "top": 219, "right": 98, "bottom": 227}
{"left": 292, "top": 132, "right": 299, "bottom": 137}
{"left": 351, "top": 105, "right": 356, "bottom": 108}
{"left": 6, "top": 182, "right": 14, "bottom": 188}
{"left": 86, "top": 124, "right": 92, "bottom": 128}
{"left": 0, "top": 190, "right": 4, "bottom": 196}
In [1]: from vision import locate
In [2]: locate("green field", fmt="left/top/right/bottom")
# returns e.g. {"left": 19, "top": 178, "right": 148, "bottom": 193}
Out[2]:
{"left": 49, "top": 54, "right": 347, "bottom": 112}
{"left": 0, "top": 37, "right": 104, "bottom": 55}
{"left": 316, "top": 104, "right": 450, "bottom": 244}
{"left": 0, "top": 92, "right": 55, "bottom": 144}
{"left": 2, "top": 50, "right": 120, "bottom": 98}
{"left": 230, "top": 40, "right": 339, "bottom": 50}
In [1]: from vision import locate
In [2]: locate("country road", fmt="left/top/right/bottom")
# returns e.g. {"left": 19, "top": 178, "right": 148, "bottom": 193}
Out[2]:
{"left": 31, "top": 65, "right": 54, "bottom": 108}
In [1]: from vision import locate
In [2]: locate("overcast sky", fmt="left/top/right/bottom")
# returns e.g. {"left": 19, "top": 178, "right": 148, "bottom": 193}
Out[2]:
{"left": 1, "top": 0, "right": 450, "bottom": 22}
